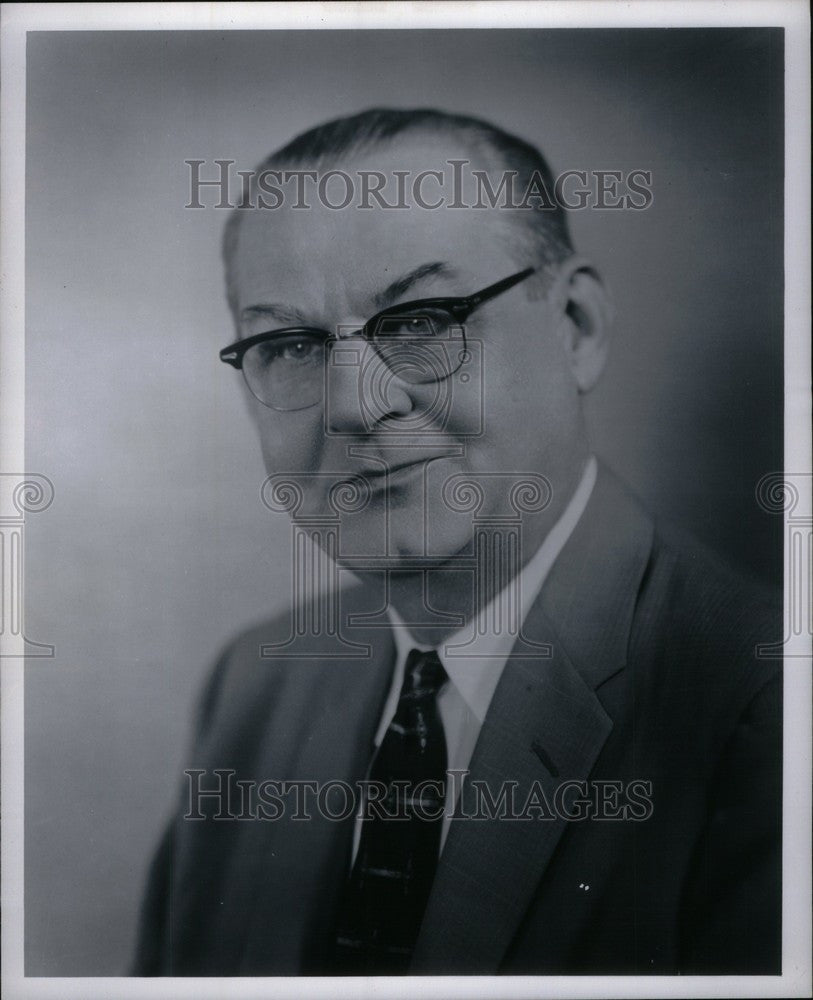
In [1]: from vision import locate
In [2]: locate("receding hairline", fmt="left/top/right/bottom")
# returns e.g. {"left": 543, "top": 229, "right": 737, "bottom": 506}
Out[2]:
{"left": 262, "top": 114, "right": 522, "bottom": 173}
{"left": 222, "top": 108, "right": 574, "bottom": 319}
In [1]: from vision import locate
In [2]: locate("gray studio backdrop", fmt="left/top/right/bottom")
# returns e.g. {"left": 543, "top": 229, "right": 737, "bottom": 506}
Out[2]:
{"left": 24, "top": 29, "right": 783, "bottom": 974}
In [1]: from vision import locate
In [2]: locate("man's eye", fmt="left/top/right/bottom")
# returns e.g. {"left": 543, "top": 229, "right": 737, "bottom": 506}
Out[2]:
{"left": 258, "top": 336, "right": 322, "bottom": 366}
{"left": 376, "top": 310, "right": 452, "bottom": 339}
{"left": 280, "top": 340, "right": 317, "bottom": 361}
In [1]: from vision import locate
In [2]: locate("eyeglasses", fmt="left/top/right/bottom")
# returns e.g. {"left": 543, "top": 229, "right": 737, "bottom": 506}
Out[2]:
{"left": 219, "top": 266, "right": 535, "bottom": 411}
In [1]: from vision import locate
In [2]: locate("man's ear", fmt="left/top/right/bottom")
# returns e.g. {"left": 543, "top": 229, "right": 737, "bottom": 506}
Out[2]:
{"left": 550, "top": 255, "right": 613, "bottom": 393}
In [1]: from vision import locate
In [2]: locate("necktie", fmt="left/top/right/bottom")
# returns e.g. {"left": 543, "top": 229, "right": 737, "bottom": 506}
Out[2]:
{"left": 333, "top": 648, "right": 448, "bottom": 974}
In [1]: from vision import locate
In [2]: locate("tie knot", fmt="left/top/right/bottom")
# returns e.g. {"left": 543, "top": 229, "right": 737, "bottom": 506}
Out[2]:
{"left": 402, "top": 648, "right": 447, "bottom": 699}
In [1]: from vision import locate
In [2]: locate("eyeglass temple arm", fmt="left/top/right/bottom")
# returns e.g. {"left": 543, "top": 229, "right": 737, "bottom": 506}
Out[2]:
{"left": 462, "top": 267, "right": 536, "bottom": 311}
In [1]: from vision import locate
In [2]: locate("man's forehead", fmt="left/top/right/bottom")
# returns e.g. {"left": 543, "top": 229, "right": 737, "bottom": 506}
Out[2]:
{"left": 231, "top": 135, "right": 511, "bottom": 314}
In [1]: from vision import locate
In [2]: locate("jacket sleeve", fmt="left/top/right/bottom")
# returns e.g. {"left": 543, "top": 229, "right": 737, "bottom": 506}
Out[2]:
{"left": 131, "top": 822, "right": 175, "bottom": 975}
{"left": 679, "top": 670, "right": 783, "bottom": 973}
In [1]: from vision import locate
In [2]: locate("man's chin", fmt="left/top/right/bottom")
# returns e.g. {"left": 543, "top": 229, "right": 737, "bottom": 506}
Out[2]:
{"left": 333, "top": 551, "right": 461, "bottom": 573}
{"left": 331, "top": 529, "right": 474, "bottom": 573}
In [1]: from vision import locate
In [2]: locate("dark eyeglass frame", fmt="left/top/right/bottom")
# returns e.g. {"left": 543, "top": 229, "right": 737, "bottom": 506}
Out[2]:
{"left": 219, "top": 266, "right": 535, "bottom": 408}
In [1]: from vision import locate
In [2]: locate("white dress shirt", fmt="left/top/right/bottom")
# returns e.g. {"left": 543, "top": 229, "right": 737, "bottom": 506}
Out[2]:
{"left": 351, "top": 456, "right": 597, "bottom": 863}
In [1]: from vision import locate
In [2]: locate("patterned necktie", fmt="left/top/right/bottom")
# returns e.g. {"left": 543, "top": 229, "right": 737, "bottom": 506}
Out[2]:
{"left": 333, "top": 648, "right": 448, "bottom": 974}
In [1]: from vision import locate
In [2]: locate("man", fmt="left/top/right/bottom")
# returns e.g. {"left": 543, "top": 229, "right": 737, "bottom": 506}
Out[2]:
{"left": 134, "top": 108, "right": 781, "bottom": 976}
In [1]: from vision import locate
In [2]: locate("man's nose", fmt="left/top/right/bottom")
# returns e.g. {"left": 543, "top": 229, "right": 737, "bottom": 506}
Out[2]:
{"left": 326, "top": 336, "right": 415, "bottom": 433}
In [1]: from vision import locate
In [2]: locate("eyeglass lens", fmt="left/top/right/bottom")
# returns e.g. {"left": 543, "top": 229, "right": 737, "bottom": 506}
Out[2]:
{"left": 242, "top": 308, "right": 467, "bottom": 410}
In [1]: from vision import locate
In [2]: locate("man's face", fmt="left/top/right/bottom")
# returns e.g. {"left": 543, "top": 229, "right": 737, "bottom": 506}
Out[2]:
{"left": 230, "top": 137, "right": 587, "bottom": 571}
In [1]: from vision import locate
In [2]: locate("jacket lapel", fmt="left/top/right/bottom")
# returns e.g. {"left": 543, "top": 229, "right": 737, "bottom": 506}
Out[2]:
{"left": 411, "top": 466, "right": 654, "bottom": 973}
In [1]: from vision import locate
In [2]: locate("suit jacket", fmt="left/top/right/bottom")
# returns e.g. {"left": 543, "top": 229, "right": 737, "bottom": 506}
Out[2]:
{"left": 133, "top": 466, "right": 782, "bottom": 975}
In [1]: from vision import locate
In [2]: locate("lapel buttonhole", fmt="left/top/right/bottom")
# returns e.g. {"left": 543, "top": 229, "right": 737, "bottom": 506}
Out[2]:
{"left": 530, "top": 739, "right": 559, "bottom": 777}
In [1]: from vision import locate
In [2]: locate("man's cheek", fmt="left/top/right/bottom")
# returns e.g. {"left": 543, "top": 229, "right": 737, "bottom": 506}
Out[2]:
{"left": 434, "top": 378, "right": 486, "bottom": 438}
{"left": 258, "top": 413, "right": 325, "bottom": 471}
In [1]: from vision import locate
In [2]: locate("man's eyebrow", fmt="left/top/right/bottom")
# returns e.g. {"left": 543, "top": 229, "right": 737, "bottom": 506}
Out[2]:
{"left": 240, "top": 262, "right": 456, "bottom": 326}
{"left": 240, "top": 303, "right": 309, "bottom": 327}
{"left": 374, "top": 262, "right": 457, "bottom": 309}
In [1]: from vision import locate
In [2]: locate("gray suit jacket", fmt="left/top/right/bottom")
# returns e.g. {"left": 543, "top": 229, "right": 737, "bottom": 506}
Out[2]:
{"left": 134, "top": 466, "right": 782, "bottom": 974}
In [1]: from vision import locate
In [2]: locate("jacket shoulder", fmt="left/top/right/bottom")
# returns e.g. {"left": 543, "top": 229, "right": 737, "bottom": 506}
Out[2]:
{"left": 193, "top": 583, "right": 385, "bottom": 745}
{"left": 194, "top": 607, "right": 297, "bottom": 735}
{"left": 627, "top": 517, "right": 782, "bottom": 761}
{"left": 645, "top": 520, "right": 780, "bottom": 667}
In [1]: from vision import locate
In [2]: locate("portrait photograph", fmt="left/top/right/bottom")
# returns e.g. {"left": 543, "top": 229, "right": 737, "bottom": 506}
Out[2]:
{"left": 1, "top": 4, "right": 810, "bottom": 999}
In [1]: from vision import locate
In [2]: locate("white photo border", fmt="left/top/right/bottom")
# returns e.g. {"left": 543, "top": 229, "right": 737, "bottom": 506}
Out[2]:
{"left": 1, "top": 3, "right": 810, "bottom": 999}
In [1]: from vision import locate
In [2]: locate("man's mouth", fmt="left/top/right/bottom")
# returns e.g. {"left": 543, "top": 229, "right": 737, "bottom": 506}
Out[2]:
{"left": 358, "top": 459, "right": 426, "bottom": 482}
